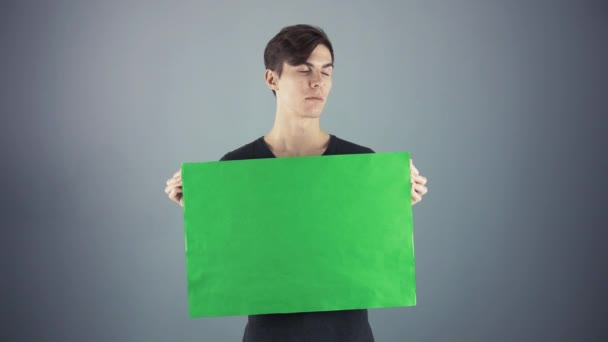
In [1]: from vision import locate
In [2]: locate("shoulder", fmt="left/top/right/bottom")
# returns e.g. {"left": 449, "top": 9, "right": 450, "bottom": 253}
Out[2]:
{"left": 219, "top": 140, "right": 256, "bottom": 161}
{"left": 329, "top": 135, "right": 375, "bottom": 154}
{"left": 219, "top": 137, "right": 271, "bottom": 161}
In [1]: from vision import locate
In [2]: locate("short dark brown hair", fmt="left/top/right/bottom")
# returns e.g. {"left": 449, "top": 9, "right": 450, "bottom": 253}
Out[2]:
{"left": 264, "top": 24, "right": 334, "bottom": 96}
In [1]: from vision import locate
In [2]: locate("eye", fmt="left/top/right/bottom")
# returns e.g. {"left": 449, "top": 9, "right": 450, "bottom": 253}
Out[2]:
{"left": 299, "top": 69, "right": 311, "bottom": 73}
{"left": 322, "top": 72, "right": 331, "bottom": 76}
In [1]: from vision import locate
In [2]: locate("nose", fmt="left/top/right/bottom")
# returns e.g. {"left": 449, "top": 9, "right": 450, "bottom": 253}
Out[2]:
{"left": 310, "top": 72, "right": 322, "bottom": 88}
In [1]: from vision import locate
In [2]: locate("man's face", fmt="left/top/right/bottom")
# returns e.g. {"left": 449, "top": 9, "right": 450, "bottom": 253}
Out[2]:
{"left": 273, "top": 44, "right": 334, "bottom": 118}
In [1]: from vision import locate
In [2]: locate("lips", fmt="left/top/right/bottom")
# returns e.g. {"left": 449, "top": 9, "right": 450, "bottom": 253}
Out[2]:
{"left": 306, "top": 97, "right": 324, "bottom": 101}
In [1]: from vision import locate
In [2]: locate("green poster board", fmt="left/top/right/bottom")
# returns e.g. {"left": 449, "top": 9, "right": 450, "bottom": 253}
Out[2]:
{"left": 181, "top": 152, "right": 415, "bottom": 317}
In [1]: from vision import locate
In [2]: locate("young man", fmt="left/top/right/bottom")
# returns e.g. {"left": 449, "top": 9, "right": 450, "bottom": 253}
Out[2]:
{"left": 165, "top": 24, "right": 428, "bottom": 342}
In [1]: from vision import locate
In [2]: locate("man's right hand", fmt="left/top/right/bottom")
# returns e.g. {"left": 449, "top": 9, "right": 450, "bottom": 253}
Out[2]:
{"left": 165, "top": 169, "right": 183, "bottom": 207}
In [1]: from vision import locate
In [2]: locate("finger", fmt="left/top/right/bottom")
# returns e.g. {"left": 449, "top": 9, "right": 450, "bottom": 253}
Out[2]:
{"left": 165, "top": 183, "right": 181, "bottom": 192}
{"left": 410, "top": 159, "right": 420, "bottom": 175}
{"left": 411, "top": 186, "right": 422, "bottom": 200}
{"left": 410, "top": 174, "right": 423, "bottom": 185}
{"left": 173, "top": 169, "right": 181, "bottom": 177}
{"left": 167, "top": 178, "right": 182, "bottom": 187}
{"left": 414, "top": 183, "right": 427, "bottom": 195}
{"left": 413, "top": 183, "right": 428, "bottom": 195}
{"left": 167, "top": 175, "right": 183, "bottom": 185}
{"left": 169, "top": 190, "right": 183, "bottom": 203}
{"left": 409, "top": 171, "right": 419, "bottom": 181}
{"left": 413, "top": 175, "right": 427, "bottom": 186}
{"left": 411, "top": 192, "right": 421, "bottom": 205}
{"left": 410, "top": 175, "right": 424, "bottom": 185}
{"left": 409, "top": 173, "right": 418, "bottom": 183}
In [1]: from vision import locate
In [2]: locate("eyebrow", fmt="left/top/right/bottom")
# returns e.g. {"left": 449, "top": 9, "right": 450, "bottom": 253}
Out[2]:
{"left": 304, "top": 62, "right": 334, "bottom": 69}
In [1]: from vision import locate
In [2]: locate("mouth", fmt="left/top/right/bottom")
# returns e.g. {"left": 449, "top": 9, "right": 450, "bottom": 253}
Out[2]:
{"left": 306, "top": 97, "right": 324, "bottom": 101}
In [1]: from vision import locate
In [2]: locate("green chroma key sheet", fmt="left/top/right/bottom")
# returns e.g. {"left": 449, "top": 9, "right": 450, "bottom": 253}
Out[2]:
{"left": 181, "top": 151, "right": 416, "bottom": 318}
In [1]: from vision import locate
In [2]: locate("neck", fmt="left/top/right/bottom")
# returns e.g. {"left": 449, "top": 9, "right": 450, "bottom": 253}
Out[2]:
{"left": 264, "top": 108, "right": 329, "bottom": 156}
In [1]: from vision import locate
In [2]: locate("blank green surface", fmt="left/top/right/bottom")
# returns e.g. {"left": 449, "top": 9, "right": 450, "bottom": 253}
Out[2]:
{"left": 181, "top": 152, "right": 415, "bottom": 317}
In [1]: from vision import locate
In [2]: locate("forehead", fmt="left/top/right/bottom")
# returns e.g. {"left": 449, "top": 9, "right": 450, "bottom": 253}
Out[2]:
{"left": 307, "top": 44, "right": 332, "bottom": 62}
{"left": 285, "top": 44, "right": 333, "bottom": 68}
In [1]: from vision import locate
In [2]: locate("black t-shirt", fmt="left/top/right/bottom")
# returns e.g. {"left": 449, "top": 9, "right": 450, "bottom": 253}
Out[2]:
{"left": 219, "top": 134, "right": 376, "bottom": 342}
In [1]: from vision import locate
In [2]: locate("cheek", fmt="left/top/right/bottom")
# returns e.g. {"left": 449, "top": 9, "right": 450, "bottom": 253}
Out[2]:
{"left": 286, "top": 77, "right": 306, "bottom": 90}
{"left": 325, "top": 79, "right": 333, "bottom": 93}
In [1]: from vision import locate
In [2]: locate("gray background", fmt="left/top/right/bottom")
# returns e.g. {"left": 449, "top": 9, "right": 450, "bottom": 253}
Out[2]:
{"left": 2, "top": 0, "right": 607, "bottom": 341}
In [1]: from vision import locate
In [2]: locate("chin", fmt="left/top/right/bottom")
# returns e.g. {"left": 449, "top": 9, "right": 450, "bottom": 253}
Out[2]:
{"left": 301, "top": 111, "right": 322, "bottom": 118}
{"left": 300, "top": 106, "right": 324, "bottom": 118}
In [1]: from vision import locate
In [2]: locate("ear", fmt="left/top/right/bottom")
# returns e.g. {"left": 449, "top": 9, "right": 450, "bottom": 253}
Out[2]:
{"left": 264, "top": 69, "right": 279, "bottom": 92}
